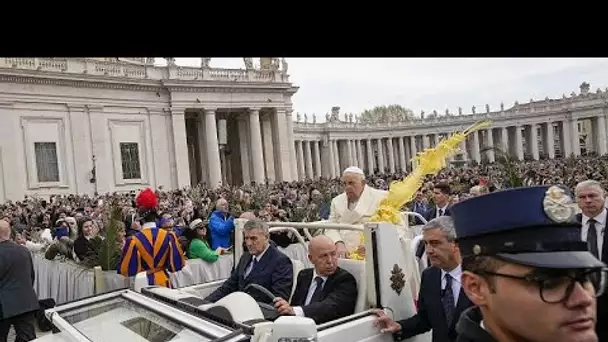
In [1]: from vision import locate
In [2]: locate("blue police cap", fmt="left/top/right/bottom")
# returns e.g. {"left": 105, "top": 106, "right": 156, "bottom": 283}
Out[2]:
{"left": 450, "top": 185, "right": 604, "bottom": 269}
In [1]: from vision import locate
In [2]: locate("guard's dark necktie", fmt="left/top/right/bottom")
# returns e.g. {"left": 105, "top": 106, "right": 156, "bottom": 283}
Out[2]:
{"left": 438, "top": 208, "right": 444, "bottom": 217}
{"left": 309, "top": 277, "right": 325, "bottom": 304}
{"left": 442, "top": 274, "right": 455, "bottom": 326}
{"left": 587, "top": 219, "right": 599, "bottom": 259}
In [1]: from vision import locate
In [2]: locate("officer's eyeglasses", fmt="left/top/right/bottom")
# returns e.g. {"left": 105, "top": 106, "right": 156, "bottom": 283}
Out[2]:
{"left": 479, "top": 268, "right": 608, "bottom": 304}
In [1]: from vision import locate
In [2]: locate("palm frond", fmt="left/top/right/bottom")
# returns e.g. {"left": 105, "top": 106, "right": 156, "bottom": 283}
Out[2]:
{"left": 480, "top": 146, "right": 524, "bottom": 188}
{"left": 80, "top": 200, "right": 122, "bottom": 271}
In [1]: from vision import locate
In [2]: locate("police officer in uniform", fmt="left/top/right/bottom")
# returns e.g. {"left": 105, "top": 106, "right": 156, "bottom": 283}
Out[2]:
{"left": 452, "top": 185, "right": 607, "bottom": 342}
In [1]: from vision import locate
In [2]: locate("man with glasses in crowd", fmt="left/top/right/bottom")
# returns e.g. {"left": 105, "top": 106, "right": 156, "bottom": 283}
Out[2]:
{"left": 452, "top": 185, "right": 606, "bottom": 342}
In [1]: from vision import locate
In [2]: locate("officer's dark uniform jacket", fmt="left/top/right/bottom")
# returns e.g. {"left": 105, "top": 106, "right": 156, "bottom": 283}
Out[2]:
{"left": 455, "top": 307, "right": 497, "bottom": 342}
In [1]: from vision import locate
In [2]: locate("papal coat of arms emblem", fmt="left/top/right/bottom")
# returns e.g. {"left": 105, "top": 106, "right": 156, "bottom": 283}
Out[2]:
{"left": 542, "top": 186, "right": 576, "bottom": 223}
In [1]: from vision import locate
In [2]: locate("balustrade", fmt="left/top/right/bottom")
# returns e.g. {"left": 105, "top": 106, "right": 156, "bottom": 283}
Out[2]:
{"left": 0, "top": 57, "right": 288, "bottom": 83}
{"left": 292, "top": 88, "right": 608, "bottom": 130}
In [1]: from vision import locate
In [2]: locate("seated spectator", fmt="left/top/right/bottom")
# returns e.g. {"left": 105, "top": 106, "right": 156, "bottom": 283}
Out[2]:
{"left": 73, "top": 218, "right": 102, "bottom": 262}
{"left": 274, "top": 235, "right": 357, "bottom": 324}
{"left": 203, "top": 219, "right": 293, "bottom": 304}
{"left": 64, "top": 217, "right": 78, "bottom": 240}
{"left": 208, "top": 198, "right": 235, "bottom": 250}
{"left": 14, "top": 232, "right": 44, "bottom": 252}
{"left": 183, "top": 218, "right": 226, "bottom": 262}
{"left": 52, "top": 218, "right": 71, "bottom": 240}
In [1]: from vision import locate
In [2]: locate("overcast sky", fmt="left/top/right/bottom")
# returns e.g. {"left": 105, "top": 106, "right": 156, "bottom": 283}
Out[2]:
{"left": 161, "top": 58, "right": 608, "bottom": 121}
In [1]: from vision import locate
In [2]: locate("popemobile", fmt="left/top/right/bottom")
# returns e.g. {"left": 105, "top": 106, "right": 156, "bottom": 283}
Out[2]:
{"left": 29, "top": 218, "right": 429, "bottom": 342}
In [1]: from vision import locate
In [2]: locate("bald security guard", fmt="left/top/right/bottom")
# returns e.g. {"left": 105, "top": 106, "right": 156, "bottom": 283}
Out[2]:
{"left": 452, "top": 185, "right": 607, "bottom": 342}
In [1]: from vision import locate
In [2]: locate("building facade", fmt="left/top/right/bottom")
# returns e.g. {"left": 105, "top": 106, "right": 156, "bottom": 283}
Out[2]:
{"left": 0, "top": 58, "right": 606, "bottom": 202}
{"left": 0, "top": 57, "right": 298, "bottom": 201}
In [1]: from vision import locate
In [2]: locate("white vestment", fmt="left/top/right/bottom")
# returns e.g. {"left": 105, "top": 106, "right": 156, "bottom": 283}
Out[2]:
{"left": 325, "top": 185, "right": 388, "bottom": 250}
{"left": 325, "top": 185, "right": 422, "bottom": 299}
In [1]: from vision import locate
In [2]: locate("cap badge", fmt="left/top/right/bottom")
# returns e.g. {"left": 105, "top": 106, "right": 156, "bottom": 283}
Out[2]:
{"left": 472, "top": 245, "right": 482, "bottom": 255}
{"left": 543, "top": 186, "right": 576, "bottom": 223}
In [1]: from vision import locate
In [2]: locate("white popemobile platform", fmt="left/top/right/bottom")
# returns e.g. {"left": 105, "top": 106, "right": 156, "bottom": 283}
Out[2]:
{"left": 33, "top": 216, "right": 432, "bottom": 342}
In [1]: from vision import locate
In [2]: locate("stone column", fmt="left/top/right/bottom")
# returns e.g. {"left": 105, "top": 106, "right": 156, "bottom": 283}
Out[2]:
{"left": 296, "top": 140, "right": 305, "bottom": 180}
{"left": 285, "top": 110, "right": 298, "bottom": 181}
{"left": 366, "top": 139, "right": 374, "bottom": 173}
{"left": 352, "top": 140, "right": 359, "bottom": 166}
{"left": 303, "top": 140, "right": 313, "bottom": 179}
{"left": 196, "top": 114, "right": 208, "bottom": 185}
{"left": 485, "top": 129, "right": 495, "bottom": 162}
{"left": 220, "top": 148, "right": 227, "bottom": 185}
{"left": 561, "top": 121, "right": 572, "bottom": 157}
{"left": 261, "top": 115, "right": 275, "bottom": 182}
{"left": 346, "top": 139, "right": 353, "bottom": 166}
{"left": 500, "top": 127, "right": 509, "bottom": 153}
{"left": 170, "top": 109, "right": 192, "bottom": 189}
{"left": 398, "top": 137, "right": 406, "bottom": 171}
{"left": 422, "top": 135, "right": 430, "bottom": 149}
{"left": 410, "top": 136, "right": 418, "bottom": 169}
{"left": 377, "top": 138, "right": 385, "bottom": 173}
{"left": 570, "top": 118, "right": 580, "bottom": 156}
{"left": 327, "top": 139, "right": 335, "bottom": 178}
{"left": 332, "top": 140, "right": 340, "bottom": 176}
{"left": 356, "top": 140, "right": 364, "bottom": 169}
{"left": 515, "top": 126, "right": 524, "bottom": 160}
{"left": 530, "top": 124, "right": 539, "bottom": 160}
{"left": 386, "top": 138, "right": 396, "bottom": 173}
{"left": 471, "top": 131, "right": 481, "bottom": 163}
{"left": 597, "top": 115, "right": 607, "bottom": 155}
{"left": 248, "top": 108, "right": 265, "bottom": 184}
{"left": 204, "top": 109, "right": 222, "bottom": 188}
{"left": 313, "top": 140, "right": 322, "bottom": 178}
{"left": 237, "top": 117, "right": 250, "bottom": 184}
{"left": 272, "top": 109, "right": 293, "bottom": 182}
{"left": 544, "top": 122, "right": 555, "bottom": 159}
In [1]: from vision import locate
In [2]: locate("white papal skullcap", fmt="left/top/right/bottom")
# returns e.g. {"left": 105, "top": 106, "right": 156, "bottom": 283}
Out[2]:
{"left": 343, "top": 166, "right": 365, "bottom": 177}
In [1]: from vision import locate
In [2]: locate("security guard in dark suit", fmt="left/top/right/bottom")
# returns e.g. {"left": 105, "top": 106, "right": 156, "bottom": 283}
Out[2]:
{"left": 0, "top": 220, "right": 40, "bottom": 342}
{"left": 452, "top": 185, "right": 607, "bottom": 342}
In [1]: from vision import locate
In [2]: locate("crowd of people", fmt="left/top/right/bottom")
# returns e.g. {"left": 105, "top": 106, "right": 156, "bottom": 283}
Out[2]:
{"left": 2, "top": 155, "right": 608, "bottom": 258}
{"left": 2, "top": 154, "right": 608, "bottom": 342}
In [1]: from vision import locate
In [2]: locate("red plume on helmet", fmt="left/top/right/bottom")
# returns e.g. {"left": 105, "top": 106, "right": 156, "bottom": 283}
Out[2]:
{"left": 135, "top": 188, "right": 158, "bottom": 210}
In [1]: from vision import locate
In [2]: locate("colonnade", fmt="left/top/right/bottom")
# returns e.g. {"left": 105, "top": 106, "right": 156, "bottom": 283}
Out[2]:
{"left": 293, "top": 115, "right": 607, "bottom": 179}
{"left": 186, "top": 107, "right": 295, "bottom": 187}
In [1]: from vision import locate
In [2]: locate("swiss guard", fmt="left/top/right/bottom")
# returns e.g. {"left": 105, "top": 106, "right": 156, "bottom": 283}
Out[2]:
{"left": 117, "top": 188, "right": 186, "bottom": 288}
{"left": 452, "top": 185, "right": 606, "bottom": 342}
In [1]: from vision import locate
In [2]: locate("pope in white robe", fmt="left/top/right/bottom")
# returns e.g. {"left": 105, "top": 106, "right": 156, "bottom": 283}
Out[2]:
{"left": 325, "top": 167, "right": 389, "bottom": 255}
{"left": 324, "top": 166, "right": 422, "bottom": 299}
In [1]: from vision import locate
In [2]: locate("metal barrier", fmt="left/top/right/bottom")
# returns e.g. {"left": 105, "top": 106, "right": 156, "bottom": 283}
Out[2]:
{"left": 401, "top": 211, "right": 428, "bottom": 225}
